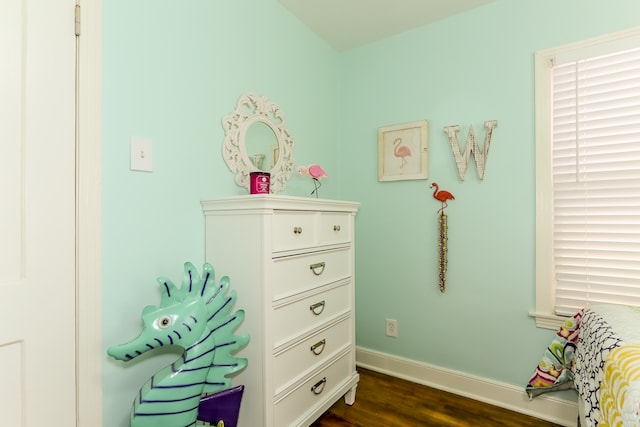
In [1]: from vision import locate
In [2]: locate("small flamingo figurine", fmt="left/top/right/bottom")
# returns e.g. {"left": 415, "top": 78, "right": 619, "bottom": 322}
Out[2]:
{"left": 298, "top": 164, "right": 327, "bottom": 197}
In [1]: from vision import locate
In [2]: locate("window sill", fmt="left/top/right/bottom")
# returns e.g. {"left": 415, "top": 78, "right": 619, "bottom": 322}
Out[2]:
{"left": 529, "top": 311, "right": 568, "bottom": 330}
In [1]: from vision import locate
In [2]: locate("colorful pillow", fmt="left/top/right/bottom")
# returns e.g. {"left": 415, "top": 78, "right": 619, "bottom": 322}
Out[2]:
{"left": 526, "top": 309, "right": 584, "bottom": 398}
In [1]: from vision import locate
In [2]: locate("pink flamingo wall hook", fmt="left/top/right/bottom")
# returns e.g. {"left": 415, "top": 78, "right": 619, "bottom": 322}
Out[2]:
{"left": 431, "top": 182, "right": 455, "bottom": 212}
{"left": 430, "top": 182, "right": 454, "bottom": 293}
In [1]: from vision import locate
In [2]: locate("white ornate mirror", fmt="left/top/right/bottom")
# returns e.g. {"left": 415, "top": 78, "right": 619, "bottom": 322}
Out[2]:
{"left": 222, "top": 93, "right": 295, "bottom": 193}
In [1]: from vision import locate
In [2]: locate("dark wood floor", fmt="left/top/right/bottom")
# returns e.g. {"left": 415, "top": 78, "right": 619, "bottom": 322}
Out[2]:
{"left": 311, "top": 368, "right": 562, "bottom": 427}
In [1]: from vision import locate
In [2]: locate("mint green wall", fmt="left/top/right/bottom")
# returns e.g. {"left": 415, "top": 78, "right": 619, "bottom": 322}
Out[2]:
{"left": 340, "top": 0, "right": 640, "bottom": 386}
{"left": 102, "top": 1, "right": 341, "bottom": 425}
{"left": 102, "top": 0, "right": 640, "bottom": 425}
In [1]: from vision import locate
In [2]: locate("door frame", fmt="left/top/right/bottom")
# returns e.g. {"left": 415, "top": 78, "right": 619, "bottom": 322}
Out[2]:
{"left": 76, "top": 0, "right": 102, "bottom": 424}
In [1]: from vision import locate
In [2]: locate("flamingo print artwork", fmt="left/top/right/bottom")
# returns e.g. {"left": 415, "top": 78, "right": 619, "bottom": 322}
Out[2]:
{"left": 393, "top": 137, "right": 412, "bottom": 168}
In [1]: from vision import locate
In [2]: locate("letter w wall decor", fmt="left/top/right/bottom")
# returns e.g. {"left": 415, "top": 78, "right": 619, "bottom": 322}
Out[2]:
{"left": 443, "top": 120, "right": 497, "bottom": 180}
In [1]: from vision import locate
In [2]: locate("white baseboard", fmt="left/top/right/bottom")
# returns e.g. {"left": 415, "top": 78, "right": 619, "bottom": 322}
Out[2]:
{"left": 356, "top": 346, "right": 577, "bottom": 427}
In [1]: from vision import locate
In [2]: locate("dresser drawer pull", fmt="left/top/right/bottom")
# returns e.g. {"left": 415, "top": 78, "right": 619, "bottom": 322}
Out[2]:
{"left": 310, "top": 262, "right": 326, "bottom": 276}
{"left": 333, "top": 225, "right": 341, "bottom": 231}
{"left": 310, "top": 377, "right": 327, "bottom": 395}
{"left": 293, "top": 226, "right": 303, "bottom": 234}
{"left": 309, "top": 300, "right": 326, "bottom": 315}
{"left": 310, "top": 339, "right": 326, "bottom": 355}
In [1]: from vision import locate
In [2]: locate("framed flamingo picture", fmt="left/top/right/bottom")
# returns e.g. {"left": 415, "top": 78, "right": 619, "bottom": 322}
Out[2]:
{"left": 378, "top": 120, "right": 428, "bottom": 181}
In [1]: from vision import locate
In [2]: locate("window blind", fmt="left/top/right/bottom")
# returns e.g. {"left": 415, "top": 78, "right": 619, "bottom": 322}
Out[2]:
{"left": 552, "top": 46, "right": 640, "bottom": 315}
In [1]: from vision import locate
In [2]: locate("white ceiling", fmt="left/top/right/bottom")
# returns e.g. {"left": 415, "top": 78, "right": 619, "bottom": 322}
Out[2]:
{"left": 278, "top": 0, "right": 495, "bottom": 51}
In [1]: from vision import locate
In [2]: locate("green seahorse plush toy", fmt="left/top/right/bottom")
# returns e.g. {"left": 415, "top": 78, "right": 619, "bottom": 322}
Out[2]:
{"left": 108, "top": 262, "right": 249, "bottom": 427}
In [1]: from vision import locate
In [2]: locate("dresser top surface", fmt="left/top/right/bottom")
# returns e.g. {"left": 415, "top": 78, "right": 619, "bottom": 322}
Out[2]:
{"left": 201, "top": 195, "right": 360, "bottom": 213}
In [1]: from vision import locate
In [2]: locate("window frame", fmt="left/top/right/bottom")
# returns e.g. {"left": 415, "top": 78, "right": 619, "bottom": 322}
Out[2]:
{"left": 532, "top": 27, "right": 640, "bottom": 330}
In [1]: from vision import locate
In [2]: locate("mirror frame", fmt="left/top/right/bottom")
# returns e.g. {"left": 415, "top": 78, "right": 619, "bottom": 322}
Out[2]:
{"left": 222, "top": 93, "right": 295, "bottom": 193}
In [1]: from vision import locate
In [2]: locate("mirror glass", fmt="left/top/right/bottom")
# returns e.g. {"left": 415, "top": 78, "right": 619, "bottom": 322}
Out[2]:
{"left": 244, "top": 121, "right": 278, "bottom": 171}
{"left": 222, "top": 93, "right": 295, "bottom": 193}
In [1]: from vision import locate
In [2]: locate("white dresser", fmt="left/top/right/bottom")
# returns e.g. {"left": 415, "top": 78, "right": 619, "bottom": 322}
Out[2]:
{"left": 201, "top": 195, "right": 359, "bottom": 427}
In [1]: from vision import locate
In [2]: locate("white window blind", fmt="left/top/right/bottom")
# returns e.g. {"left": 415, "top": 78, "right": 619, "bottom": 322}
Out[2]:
{"left": 552, "top": 45, "right": 640, "bottom": 315}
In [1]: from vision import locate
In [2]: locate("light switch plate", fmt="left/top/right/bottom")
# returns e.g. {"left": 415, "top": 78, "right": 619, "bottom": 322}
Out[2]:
{"left": 130, "top": 137, "right": 153, "bottom": 172}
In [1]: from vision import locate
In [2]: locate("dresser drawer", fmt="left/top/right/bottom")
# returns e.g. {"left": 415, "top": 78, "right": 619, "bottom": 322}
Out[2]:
{"left": 273, "top": 317, "right": 352, "bottom": 394}
{"left": 272, "top": 247, "right": 352, "bottom": 300}
{"left": 272, "top": 211, "right": 317, "bottom": 252}
{"left": 272, "top": 211, "right": 353, "bottom": 253}
{"left": 318, "top": 212, "right": 352, "bottom": 246}
{"left": 272, "top": 283, "right": 352, "bottom": 347}
{"left": 274, "top": 351, "right": 353, "bottom": 427}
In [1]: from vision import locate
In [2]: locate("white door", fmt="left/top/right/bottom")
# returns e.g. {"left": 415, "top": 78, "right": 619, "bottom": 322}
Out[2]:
{"left": 0, "top": 0, "right": 78, "bottom": 425}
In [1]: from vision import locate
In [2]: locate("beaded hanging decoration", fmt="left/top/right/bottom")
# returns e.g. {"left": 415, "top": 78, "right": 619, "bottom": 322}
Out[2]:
{"left": 431, "top": 182, "right": 454, "bottom": 293}
{"left": 438, "top": 212, "right": 448, "bottom": 293}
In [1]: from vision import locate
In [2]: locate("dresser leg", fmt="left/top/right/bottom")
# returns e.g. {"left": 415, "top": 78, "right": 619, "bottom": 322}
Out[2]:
{"left": 344, "top": 384, "right": 358, "bottom": 406}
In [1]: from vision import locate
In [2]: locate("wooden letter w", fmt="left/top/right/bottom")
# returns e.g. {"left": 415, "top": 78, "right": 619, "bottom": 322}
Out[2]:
{"left": 443, "top": 120, "right": 497, "bottom": 180}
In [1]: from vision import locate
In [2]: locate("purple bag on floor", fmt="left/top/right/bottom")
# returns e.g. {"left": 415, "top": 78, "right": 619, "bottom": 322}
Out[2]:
{"left": 197, "top": 385, "right": 245, "bottom": 427}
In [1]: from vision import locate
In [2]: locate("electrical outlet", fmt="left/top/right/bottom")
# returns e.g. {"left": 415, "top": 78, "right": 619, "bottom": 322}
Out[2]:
{"left": 130, "top": 137, "right": 153, "bottom": 172}
{"left": 385, "top": 318, "right": 398, "bottom": 338}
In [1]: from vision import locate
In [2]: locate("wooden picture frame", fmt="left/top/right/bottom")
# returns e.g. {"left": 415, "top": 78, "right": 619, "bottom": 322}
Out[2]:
{"left": 378, "top": 120, "right": 428, "bottom": 181}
